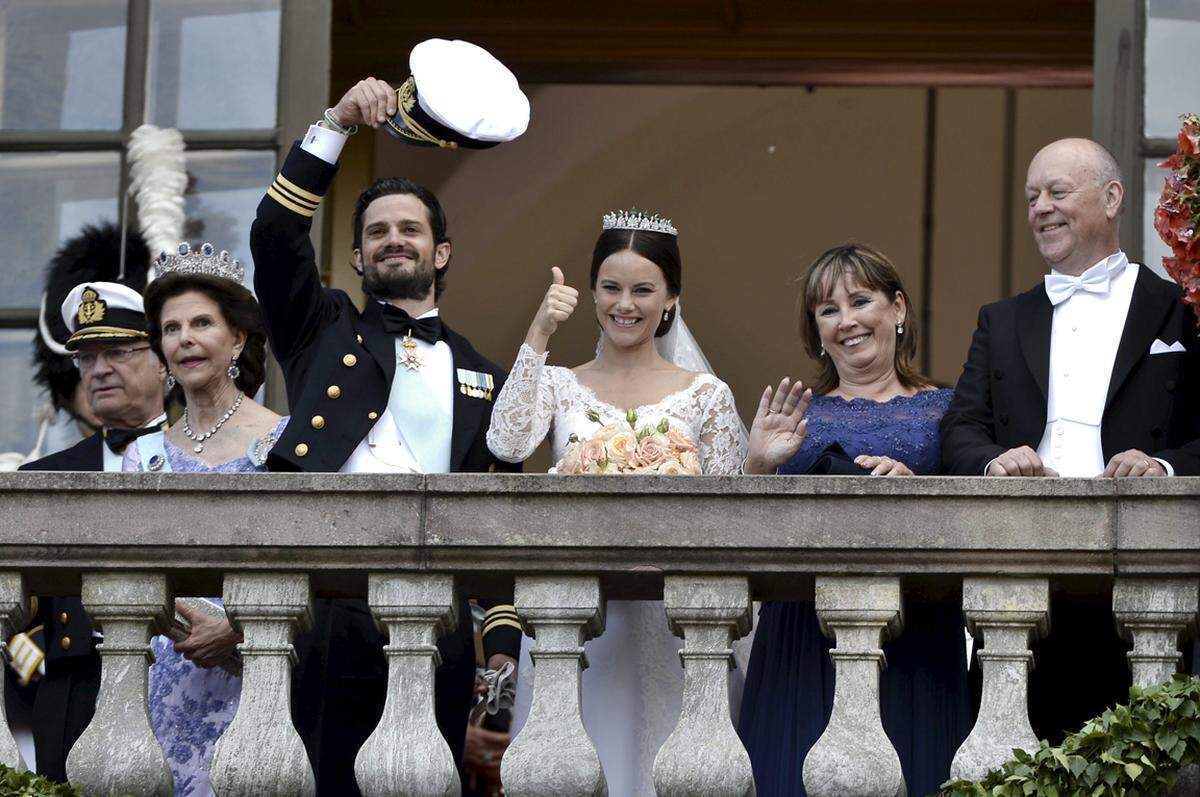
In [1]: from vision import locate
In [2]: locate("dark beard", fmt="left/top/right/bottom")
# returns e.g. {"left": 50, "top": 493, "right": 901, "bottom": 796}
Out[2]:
{"left": 361, "top": 255, "right": 435, "bottom": 301}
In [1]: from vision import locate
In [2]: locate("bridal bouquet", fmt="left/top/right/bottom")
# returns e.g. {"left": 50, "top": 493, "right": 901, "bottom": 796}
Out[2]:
{"left": 1154, "top": 112, "right": 1200, "bottom": 316}
{"left": 555, "top": 408, "right": 702, "bottom": 474}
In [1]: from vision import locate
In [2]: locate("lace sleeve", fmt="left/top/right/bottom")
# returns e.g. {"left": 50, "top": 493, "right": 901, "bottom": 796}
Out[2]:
{"left": 697, "top": 379, "right": 748, "bottom": 476}
{"left": 486, "top": 343, "right": 558, "bottom": 463}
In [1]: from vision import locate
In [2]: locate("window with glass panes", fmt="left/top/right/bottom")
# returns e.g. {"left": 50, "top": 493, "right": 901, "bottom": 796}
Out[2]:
{"left": 0, "top": 0, "right": 330, "bottom": 457}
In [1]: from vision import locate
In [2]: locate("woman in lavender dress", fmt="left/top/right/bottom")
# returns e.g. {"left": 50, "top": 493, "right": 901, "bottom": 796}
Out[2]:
{"left": 740, "top": 243, "right": 971, "bottom": 797}
{"left": 123, "top": 244, "right": 287, "bottom": 796}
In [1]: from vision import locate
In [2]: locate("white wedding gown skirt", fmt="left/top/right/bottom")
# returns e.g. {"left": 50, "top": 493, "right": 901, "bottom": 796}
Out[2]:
{"left": 511, "top": 600, "right": 684, "bottom": 797}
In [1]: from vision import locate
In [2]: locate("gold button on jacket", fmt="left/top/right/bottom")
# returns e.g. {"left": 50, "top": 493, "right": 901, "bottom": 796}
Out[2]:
{"left": 60, "top": 611, "right": 69, "bottom": 624}
{"left": 356, "top": 334, "right": 363, "bottom": 344}
{"left": 60, "top": 636, "right": 71, "bottom": 651}
{"left": 327, "top": 385, "right": 341, "bottom": 399}
{"left": 311, "top": 415, "right": 325, "bottom": 430}
{"left": 343, "top": 354, "right": 357, "bottom": 367}
{"left": 368, "top": 411, "right": 378, "bottom": 420}
{"left": 295, "top": 443, "right": 309, "bottom": 457}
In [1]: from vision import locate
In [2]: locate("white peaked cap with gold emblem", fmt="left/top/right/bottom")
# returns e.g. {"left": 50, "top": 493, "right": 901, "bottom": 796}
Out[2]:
{"left": 60, "top": 281, "right": 149, "bottom": 351}
{"left": 386, "top": 38, "right": 530, "bottom": 149}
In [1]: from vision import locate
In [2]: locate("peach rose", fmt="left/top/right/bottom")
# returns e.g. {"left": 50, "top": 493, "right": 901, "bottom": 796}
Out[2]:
{"left": 592, "top": 423, "right": 627, "bottom": 443}
{"left": 555, "top": 444, "right": 584, "bottom": 474}
{"left": 604, "top": 431, "right": 638, "bottom": 467}
{"left": 679, "top": 450, "right": 702, "bottom": 475}
{"left": 656, "top": 459, "right": 684, "bottom": 475}
{"left": 579, "top": 439, "right": 607, "bottom": 470}
{"left": 634, "top": 433, "right": 671, "bottom": 469}
{"left": 666, "top": 428, "right": 697, "bottom": 453}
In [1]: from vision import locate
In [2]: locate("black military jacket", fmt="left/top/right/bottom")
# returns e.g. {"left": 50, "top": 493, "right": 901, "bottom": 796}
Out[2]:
{"left": 251, "top": 142, "right": 516, "bottom": 476}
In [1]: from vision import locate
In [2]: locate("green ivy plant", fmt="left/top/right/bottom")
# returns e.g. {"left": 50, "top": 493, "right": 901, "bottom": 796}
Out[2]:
{"left": 938, "top": 675, "right": 1200, "bottom": 797}
{"left": 0, "top": 765, "right": 79, "bottom": 797}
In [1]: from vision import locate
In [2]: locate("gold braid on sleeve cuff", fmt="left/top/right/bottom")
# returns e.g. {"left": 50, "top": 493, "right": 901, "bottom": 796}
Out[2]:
{"left": 267, "top": 173, "right": 322, "bottom": 217}
{"left": 481, "top": 604, "right": 522, "bottom": 636}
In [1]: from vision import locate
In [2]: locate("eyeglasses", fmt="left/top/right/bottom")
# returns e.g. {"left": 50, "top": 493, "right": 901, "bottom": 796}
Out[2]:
{"left": 71, "top": 345, "right": 152, "bottom": 371}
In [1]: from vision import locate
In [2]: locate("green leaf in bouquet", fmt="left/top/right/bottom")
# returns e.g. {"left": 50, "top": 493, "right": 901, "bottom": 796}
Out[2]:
{"left": 626, "top": 408, "right": 638, "bottom": 427}
{"left": 657, "top": 419, "right": 669, "bottom": 434}
{"left": 568, "top": 434, "right": 579, "bottom": 444}
{"left": 586, "top": 409, "right": 601, "bottom": 424}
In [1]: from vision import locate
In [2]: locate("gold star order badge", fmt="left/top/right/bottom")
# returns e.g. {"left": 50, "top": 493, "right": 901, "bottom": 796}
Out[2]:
{"left": 399, "top": 333, "right": 422, "bottom": 371}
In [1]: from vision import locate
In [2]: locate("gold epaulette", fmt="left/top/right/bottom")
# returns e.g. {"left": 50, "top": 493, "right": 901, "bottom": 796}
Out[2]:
{"left": 267, "top": 173, "right": 322, "bottom": 218}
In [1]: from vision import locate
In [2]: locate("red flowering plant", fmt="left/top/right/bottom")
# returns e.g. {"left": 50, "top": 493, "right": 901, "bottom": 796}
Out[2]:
{"left": 1154, "top": 112, "right": 1200, "bottom": 317}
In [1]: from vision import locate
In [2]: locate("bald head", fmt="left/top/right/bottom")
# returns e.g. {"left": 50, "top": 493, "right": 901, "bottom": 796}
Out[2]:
{"left": 1025, "top": 138, "right": 1125, "bottom": 276}
{"left": 1034, "top": 138, "right": 1123, "bottom": 191}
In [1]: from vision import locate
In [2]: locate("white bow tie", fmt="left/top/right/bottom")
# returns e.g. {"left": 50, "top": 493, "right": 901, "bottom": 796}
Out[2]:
{"left": 1044, "top": 260, "right": 1123, "bottom": 306}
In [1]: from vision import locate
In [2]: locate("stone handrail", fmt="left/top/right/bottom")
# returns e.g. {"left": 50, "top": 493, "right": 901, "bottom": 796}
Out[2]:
{"left": 0, "top": 473, "right": 1196, "bottom": 796}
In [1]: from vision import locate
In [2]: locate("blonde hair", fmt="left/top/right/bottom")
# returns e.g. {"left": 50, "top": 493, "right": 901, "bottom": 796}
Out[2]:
{"left": 798, "top": 242, "right": 933, "bottom": 396}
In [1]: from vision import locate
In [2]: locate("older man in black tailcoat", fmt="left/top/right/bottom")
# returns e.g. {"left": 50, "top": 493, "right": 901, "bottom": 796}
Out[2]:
{"left": 941, "top": 138, "right": 1200, "bottom": 742}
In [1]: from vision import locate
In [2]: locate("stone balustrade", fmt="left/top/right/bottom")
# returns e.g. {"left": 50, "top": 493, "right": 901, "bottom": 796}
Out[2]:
{"left": 0, "top": 472, "right": 1197, "bottom": 796}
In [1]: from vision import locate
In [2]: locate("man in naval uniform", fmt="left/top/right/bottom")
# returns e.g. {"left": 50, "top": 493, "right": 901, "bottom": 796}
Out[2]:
{"left": 942, "top": 138, "right": 1200, "bottom": 741}
{"left": 251, "top": 42, "right": 529, "bottom": 795}
{"left": 16, "top": 282, "right": 167, "bottom": 781}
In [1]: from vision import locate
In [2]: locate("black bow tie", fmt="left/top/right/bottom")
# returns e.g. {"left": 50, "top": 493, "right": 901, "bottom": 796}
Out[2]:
{"left": 103, "top": 423, "right": 165, "bottom": 455}
{"left": 380, "top": 305, "right": 444, "bottom": 344}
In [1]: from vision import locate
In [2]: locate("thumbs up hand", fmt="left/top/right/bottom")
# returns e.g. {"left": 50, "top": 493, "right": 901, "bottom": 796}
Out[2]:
{"left": 526, "top": 266, "right": 579, "bottom": 352}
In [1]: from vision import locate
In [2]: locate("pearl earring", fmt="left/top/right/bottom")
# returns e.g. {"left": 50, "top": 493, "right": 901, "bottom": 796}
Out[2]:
{"left": 227, "top": 356, "right": 241, "bottom": 380}
{"left": 896, "top": 321, "right": 905, "bottom": 335}
{"left": 663, "top": 309, "right": 669, "bottom": 322}
{"left": 819, "top": 345, "right": 826, "bottom": 357}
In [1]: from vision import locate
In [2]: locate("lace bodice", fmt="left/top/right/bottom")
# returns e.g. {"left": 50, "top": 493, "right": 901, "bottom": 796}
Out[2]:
{"left": 487, "top": 343, "right": 746, "bottom": 475}
{"left": 779, "top": 389, "right": 953, "bottom": 475}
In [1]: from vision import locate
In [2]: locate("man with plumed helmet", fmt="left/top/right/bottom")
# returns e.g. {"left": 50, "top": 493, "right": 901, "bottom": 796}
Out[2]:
{"left": 26, "top": 223, "right": 154, "bottom": 462}
{"left": 12, "top": 229, "right": 166, "bottom": 782}
{"left": 251, "top": 40, "right": 528, "bottom": 795}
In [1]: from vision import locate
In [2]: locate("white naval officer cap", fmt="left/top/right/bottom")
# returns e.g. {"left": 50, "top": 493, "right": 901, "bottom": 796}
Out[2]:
{"left": 385, "top": 38, "right": 530, "bottom": 149}
{"left": 60, "top": 281, "right": 149, "bottom": 351}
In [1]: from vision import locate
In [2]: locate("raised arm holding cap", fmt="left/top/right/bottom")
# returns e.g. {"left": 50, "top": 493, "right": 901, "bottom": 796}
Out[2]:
{"left": 250, "top": 39, "right": 531, "bottom": 795}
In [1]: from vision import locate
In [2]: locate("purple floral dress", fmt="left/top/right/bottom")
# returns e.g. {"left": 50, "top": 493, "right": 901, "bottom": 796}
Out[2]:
{"left": 122, "top": 418, "right": 287, "bottom": 797}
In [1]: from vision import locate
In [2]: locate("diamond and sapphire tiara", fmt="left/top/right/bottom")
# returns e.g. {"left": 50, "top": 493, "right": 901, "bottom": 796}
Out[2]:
{"left": 601, "top": 208, "right": 678, "bottom": 236}
{"left": 153, "top": 242, "right": 245, "bottom": 285}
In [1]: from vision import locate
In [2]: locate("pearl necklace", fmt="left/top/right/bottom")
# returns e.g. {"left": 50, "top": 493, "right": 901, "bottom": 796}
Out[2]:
{"left": 182, "top": 392, "right": 244, "bottom": 454}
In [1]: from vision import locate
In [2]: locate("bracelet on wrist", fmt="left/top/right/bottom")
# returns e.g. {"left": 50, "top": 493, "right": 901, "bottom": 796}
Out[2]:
{"left": 322, "top": 108, "right": 357, "bottom": 136}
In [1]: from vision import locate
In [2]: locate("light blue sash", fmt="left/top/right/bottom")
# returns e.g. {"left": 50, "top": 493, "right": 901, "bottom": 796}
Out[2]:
{"left": 136, "top": 431, "right": 172, "bottom": 473}
{"left": 387, "top": 341, "right": 451, "bottom": 473}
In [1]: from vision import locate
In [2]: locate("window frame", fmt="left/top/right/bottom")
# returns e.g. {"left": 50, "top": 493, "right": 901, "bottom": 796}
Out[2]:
{"left": 0, "top": 0, "right": 331, "bottom": 413}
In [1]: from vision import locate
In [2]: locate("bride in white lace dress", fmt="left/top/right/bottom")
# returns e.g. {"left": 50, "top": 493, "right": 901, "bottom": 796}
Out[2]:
{"left": 486, "top": 210, "right": 745, "bottom": 796}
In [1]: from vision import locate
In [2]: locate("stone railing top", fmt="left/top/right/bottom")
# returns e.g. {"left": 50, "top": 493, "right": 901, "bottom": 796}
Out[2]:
{"left": 1, "top": 473, "right": 1197, "bottom": 596}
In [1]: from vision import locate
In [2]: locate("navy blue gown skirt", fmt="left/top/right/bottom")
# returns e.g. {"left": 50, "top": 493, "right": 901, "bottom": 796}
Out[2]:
{"left": 738, "top": 599, "right": 973, "bottom": 797}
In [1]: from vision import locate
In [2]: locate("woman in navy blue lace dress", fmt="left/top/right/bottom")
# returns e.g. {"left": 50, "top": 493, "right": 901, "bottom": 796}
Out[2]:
{"left": 740, "top": 243, "right": 972, "bottom": 797}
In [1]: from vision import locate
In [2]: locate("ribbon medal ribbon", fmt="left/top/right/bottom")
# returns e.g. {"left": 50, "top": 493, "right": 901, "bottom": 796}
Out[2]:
{"left": 457, "top": 368, "right": 493, "bottom": 400}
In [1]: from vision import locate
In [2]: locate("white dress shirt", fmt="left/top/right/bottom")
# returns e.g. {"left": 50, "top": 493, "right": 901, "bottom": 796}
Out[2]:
{"left": 340, "top": 308, "right": 455, "bottom": 474}
{"left": 1034, "top": 252, "right": 1172, "bottom": 476}
{"left": 301, "top": 123, "right": 348, "bottom": 165}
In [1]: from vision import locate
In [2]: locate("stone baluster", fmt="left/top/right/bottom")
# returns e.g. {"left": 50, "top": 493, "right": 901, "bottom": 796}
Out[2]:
{"left": 354, "top": 574, "right": 460, "bottom": 796}
{"left": 949, "top": 577, "right": 1049, "bottom": 781}
{"left": 1113, "top": 577, "right": 1200, "bottom": 796}
{"left": 653, "top": 575, "right": 754, "bottom": 797}
{"left": 503, "top": 576, "right": 606, "bottom": 797}
{"left": 803, "top": 576, "right": 905, "bottom": 797}
{"left": 66, "top": 572, "right": 173, "bottom": 796}
{"left": 0, "top": 573, "right": 26, "bottom": 770}
{"left": 210, "top": 573, "right": 314, "bottom": 796}
{"left": 1113, "top": 577, "right": 1199, "bottom": 687}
